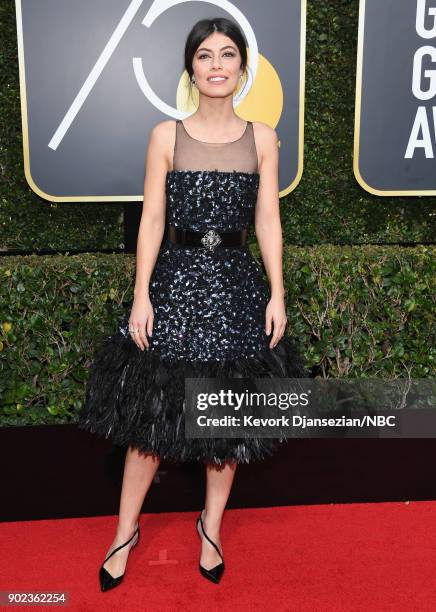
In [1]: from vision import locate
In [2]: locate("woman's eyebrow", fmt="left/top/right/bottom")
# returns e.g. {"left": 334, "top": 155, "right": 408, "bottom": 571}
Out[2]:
{"left": 196, "top": 45, "right": 236, "bottom": 53}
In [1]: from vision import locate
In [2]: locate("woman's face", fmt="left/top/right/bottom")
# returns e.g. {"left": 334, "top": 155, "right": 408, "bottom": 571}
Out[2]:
{"left": 191, "top": 32, "right": 243, "bottom": 96}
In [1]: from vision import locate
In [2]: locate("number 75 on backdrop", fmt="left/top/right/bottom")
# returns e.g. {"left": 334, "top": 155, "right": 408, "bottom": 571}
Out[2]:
{"left": 14, "top": 0, "right": 306, "bottom": 203}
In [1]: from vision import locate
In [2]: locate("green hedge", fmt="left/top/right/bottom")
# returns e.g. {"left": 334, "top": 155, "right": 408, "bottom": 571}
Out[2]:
{"left": 0, "top": 1, "right": 434, "bottom": 251}
{"left": 0, "top": 245, "right": 434, "bottom": 426}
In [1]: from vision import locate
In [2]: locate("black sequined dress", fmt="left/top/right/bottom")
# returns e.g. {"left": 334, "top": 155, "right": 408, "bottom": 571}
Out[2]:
{"left": 77, "top": 119, "right": 308, "bottom": 465}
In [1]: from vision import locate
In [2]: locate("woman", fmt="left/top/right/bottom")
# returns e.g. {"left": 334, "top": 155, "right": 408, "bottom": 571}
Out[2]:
{"left": 78, "top": 16, "right": 308, "bottom": 590}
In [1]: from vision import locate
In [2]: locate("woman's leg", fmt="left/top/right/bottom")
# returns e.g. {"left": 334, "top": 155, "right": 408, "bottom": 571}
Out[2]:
{"left": 198, "top": 461, "right": 237, "bottom": 570}
{"left": 102, "top": 446, "right": 161, "bottom": 577}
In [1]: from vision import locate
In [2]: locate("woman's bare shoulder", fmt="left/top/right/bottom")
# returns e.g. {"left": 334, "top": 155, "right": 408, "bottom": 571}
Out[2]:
{"left": 252, "top": 121, "right": 278, "bottom": 143}
{"left": 252, "top": 122, "right": 279, "bottom": 170}
{"left": 148, "top": 120, "right": 177, "bottom": 169}
{"left": 151, "top": 119, "right": 176, "bottom": 138}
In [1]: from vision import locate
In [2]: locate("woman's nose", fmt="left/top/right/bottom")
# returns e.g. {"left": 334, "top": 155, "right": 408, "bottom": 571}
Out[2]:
{"left": 211, "top": 56, "right": 223, "bottom": 69}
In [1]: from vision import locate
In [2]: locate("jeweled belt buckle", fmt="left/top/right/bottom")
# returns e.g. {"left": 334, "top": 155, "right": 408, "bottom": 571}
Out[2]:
{"left": 201, "top": 229, "right": 222, "bottom": 251}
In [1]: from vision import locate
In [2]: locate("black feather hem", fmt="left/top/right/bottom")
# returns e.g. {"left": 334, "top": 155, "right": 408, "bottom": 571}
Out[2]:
{"left": 77, "top": 328, "right": 310, "bottom": 466}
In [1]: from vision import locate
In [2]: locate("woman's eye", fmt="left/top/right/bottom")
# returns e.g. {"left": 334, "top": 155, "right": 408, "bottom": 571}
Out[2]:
{"left": 198, "top": 52, "right": 236, "bottom": 59}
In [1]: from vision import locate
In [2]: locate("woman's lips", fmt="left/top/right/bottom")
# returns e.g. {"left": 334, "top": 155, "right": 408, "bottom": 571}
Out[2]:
{"left": 207, "top": 77, "right": 228, "bottom": 84}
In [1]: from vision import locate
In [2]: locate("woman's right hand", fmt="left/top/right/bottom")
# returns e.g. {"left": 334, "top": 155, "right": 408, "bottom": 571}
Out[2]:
{"left": 128, "top": 295, "right": 154, "bottom": 351}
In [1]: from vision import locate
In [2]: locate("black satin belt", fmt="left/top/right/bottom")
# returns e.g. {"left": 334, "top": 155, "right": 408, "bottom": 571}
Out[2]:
{"left": 168, "top": 225, "right": 248, "bottom": 250}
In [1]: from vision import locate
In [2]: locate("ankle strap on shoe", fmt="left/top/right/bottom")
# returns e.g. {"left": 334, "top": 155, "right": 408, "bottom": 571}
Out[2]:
{"left": 198, "top": 515, "right": 223, "bottom": 562}
{"left": 103, "top": 526, "right": 140, "bottom": 564}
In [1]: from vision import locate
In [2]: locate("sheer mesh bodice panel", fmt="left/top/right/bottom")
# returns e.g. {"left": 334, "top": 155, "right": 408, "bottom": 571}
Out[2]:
{"left": 172, "top": 119, "right": 259, "bottom": 173}
{"left": 165, "top": 120, "right": 260, "bottom": 232}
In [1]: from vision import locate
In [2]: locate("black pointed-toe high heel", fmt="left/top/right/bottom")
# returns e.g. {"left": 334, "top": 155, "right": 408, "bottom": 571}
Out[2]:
{"left": 196, "top": 510, "right": 225, "bottom": 584}
{"left": 99, "top": 524, "right": 140, "bottom": 592}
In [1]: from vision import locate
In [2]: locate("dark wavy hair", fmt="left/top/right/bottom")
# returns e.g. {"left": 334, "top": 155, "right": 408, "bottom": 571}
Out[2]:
{"left": 184, "top": 17, "right": 249, "bottom": 100}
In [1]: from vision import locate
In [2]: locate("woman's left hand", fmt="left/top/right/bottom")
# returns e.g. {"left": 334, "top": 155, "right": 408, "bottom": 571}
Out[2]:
{"left": 265, "top": 294, "right": 287, "bottom": 349}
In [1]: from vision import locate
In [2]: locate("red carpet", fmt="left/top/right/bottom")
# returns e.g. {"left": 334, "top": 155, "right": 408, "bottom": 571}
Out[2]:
{"left": 1, "top": 502, "right": 435, "bottom": 611}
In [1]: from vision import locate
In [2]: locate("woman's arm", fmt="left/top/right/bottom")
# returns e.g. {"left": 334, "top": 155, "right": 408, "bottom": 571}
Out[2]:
{"left": 129, "top": 121, "right": 171, "bottom": 350}
{"left": 253, "top": 123, "right": 287, "bottom": 348}
{"left": 133, "top": 122, "right": 170, "bottom": 300}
